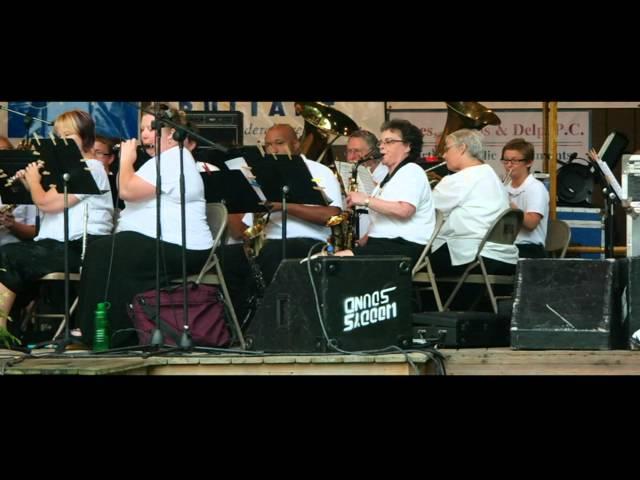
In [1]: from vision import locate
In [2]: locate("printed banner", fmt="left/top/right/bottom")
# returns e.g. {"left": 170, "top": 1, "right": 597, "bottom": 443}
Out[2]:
{"left": 388, "top": 109, "right": 591, "bottom": 174}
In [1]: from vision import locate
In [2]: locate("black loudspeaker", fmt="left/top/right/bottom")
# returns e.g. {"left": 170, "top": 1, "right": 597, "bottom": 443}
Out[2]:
{"left": 617, "top": 257, "right": 640, "bottom": 348}
{"left": 413, "top": 311, "right": 511, "bottom": 348}
{"left": 185, "top": 111, "right": 243, "bottom": 147}
{"left": 246, "top": 256, "right": 413, "bottom": 353}
{"left": 511, "top": 259, "right": 625, "bottom": 350}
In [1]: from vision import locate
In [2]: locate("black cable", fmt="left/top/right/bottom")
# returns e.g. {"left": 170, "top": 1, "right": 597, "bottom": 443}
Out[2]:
{"left": 304, "top": 243, "right": 447, "bottom": 375}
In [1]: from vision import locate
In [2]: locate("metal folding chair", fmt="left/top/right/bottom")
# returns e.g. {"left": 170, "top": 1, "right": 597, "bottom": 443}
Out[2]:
{"left": 545, "top": 218, "right": 571, "bottom": 258}
{"left": 412, "top": 209, "right": 446, "bottom": 312}
{"left": 173, "top": 202, "right": 246, "bottom": 349}
{"left": 438, "top": 208, "right": 524, "bottom": 314}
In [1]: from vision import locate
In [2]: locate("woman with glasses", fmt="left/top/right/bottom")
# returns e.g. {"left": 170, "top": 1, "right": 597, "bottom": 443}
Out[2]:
{"left": 0, "top": 110, "right": 114, "bottom": 347}
{"left": 501, "top": 137, "right": 549, "bottom": 258}
{"left": 429, "top": 129, "right": 518, "bottom": 280}
{"left": 337, "top": 119, "right": 436, "bottom": 268}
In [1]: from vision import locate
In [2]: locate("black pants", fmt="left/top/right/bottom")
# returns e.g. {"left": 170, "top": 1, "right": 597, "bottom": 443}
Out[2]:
{"left": 354, "top": 237, "right": 424, "bottom": 269}
{"left": 77, "top": 231, "right": 210, "bottom": 348}
{"left": 0, "top": 236, "right": 108, "bottom": 294}
{"left": 220, "top": 237, "right": 322, "bottom": 326}
{"left": 516, "top": 243, "right": 547, "bottom": 259}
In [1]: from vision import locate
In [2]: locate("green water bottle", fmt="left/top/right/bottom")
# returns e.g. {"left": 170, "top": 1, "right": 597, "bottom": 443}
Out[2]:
{"left": 93, "top": 302, "right": 111, "bottom": 351}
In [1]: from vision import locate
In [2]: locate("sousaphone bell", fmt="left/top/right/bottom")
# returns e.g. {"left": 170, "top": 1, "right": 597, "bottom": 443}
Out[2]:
{"left": 435, "top": 102, "right": 501, "bottom": 157}
{"left": 294, "top": 102, "right": 359, "bottom": 164}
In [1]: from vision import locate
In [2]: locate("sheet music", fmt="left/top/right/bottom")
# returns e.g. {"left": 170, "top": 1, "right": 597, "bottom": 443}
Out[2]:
{"left": 356, "top": 165, "right": 376, "bottom": 195}
{"left": 334, "top": 161, "right": 377, "bottom": 195}
{"left": 225, "top": 156, "right": 267, "bottom": 203}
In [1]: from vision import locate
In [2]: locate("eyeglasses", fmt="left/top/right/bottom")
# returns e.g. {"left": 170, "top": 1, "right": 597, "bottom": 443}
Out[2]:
{"left": 95, "top": 150, "right": 114, "bottom": 157}
{"left": 378, "top": 138, "right": 404, "bottom": 146}
{"left": 500, "top": 158, "right": 527, "bottom": 164}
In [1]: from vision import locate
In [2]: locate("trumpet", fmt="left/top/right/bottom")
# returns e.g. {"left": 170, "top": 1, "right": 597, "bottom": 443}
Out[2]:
{"left": 502, "top": 168, "right": 513, "bottom": 186}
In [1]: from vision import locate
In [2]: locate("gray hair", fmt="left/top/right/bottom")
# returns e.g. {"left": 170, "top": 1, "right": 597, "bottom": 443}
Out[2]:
{"left": 349, "top": 129, "right": 378, "bottom": 152}
{"left": 447, "top": 129, "right": 484, "bottom": 160}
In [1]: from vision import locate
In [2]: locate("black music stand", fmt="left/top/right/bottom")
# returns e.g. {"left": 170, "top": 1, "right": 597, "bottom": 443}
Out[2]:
{"left": 0, "top": 150, "right": 40, "bottom": 205}
{"left": 590, "top": 155, "right": 632, "bottom": 259}
{"left": 0, "top": 139, "right": 103, "bottom": 353}
{"left": 201, "top": 169, "right": 269, "bottom": 215}
{"left": 239, "top": 147, "right": 328, "bottom": 259}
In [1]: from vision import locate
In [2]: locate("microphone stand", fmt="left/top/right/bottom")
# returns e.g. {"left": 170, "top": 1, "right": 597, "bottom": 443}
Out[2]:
{"left": 175, "top": 129, "right": 191, "bottom": 349}
{"left": 149, "top": 108, "right": 165, "bottom": 348}
{"left": 281, "top": 185, "right": 289, "bottom": 260}
{"left": 95, "top": 104, "right": 237, "bottom": 356}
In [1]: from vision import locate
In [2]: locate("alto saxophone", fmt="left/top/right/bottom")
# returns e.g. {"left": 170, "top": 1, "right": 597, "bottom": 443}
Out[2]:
{"left": 326, "top": 163, "right": 358, "bottom": 251}
{"left": 0, "top": 204, "right": 16, "bottom": 215}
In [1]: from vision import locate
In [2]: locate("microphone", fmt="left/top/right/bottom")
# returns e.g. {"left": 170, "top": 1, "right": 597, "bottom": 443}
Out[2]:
{"left": 356, "top": 150, "right": 383, "bottom": 165}
{"left": 568, "top": 152, "right": 578, "bottom": 162}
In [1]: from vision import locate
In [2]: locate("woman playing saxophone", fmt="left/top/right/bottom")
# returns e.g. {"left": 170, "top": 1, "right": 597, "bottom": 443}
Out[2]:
{"left": 335, "top": 119, "right": 436, "bottom": 268}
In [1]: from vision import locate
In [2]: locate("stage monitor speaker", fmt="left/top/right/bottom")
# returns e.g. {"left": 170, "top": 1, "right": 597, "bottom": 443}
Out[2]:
{"left": 185, "top": 110, "right": 243, "bottom": 147}
{"left": 511, "top": 259, "right": 625, "bottom": 350}
{"left": 246, "top": 256, "right": 413, "bottom": 353}
{"left": 617, "top": 257, "right": 640, "bottom": 349}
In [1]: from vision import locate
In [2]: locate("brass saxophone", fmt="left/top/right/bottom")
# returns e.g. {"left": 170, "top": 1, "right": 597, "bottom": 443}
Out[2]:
{"left": 0, "top": 204, "right": 16, "bottom": 215}
{"left": 326, "top": 163, "right": 357, "bottom": 251}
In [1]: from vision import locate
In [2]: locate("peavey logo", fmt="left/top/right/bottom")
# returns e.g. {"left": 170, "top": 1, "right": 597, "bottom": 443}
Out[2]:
{"left": 343, "top": 286, "right": 398, "bottom": 332}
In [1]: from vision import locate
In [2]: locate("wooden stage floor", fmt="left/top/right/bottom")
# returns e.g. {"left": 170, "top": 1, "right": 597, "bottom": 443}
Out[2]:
{"left": 2, "top": 347, "right": 640, "bottom": 375}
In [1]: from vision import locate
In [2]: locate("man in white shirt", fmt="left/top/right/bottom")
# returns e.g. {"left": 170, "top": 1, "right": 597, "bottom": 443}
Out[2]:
{"left": 223, "top": 124, "right": 343, "bottom": 324}
{"left": 345, "top": 129, "right": 388, "bottom": 241}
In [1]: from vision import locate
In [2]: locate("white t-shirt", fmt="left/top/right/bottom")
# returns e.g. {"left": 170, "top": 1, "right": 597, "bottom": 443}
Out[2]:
{"left": 506, "top": 174, "right": 549, "bottom": 246}
{"left": 264, "top": 156, "right": 343, "bottom": 242}
{"left": 432, "top": 163, "right": 519, "bottom": 266}
{"left": 35, "top": 159, "right": 114, "bottom": 242}
{"left": 117, "top": 146, "right": 213, "bottom": 250}
{"left": 368, "top": 162, "right": 435, "bottom": 245}
{"left": 0, "top": 203, "right": 38, "bottom": 246}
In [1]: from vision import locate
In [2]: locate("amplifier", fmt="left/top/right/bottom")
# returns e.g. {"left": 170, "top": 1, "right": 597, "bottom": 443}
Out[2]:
{"left": 622, "top": 154, "right": 640, "bottom": 256}
{"left": 246, "top": 256, "right": 413, "bottom": 353}
{"left": 413, "top": 311, "right": 511, "bottom": 348}
{"left": 184, "top": 110, "right": 243, "bottom": 147}
{"left": 556, "top": 207, "right": 603, "bottom": 259}
{"left": 511, "top": 259, "right": 625, "bottom": 350}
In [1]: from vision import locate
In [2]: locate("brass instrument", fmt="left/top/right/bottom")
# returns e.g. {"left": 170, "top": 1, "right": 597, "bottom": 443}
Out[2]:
{"left": 434, "top": 102, "right": 501, "bottom": 157}
{"left": 0, "top": 204, "right": 16, "bottom": 214}
{"left": 241, "top": 209, "right": 271, "bottom": 314}
{"left": 327, "top": 162, "right": 362, "bottom": 251}
{"left": 243, "top": 208, "right": 271, "bottom": 259}
{"left": 426, "top": 102, "right": 501, "bottom": 188}
{"left": 293, "top": 102, "right": 360, "bottom": 250}
{"left": 295, "top": 102, "right": 359, "bottom": 165}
